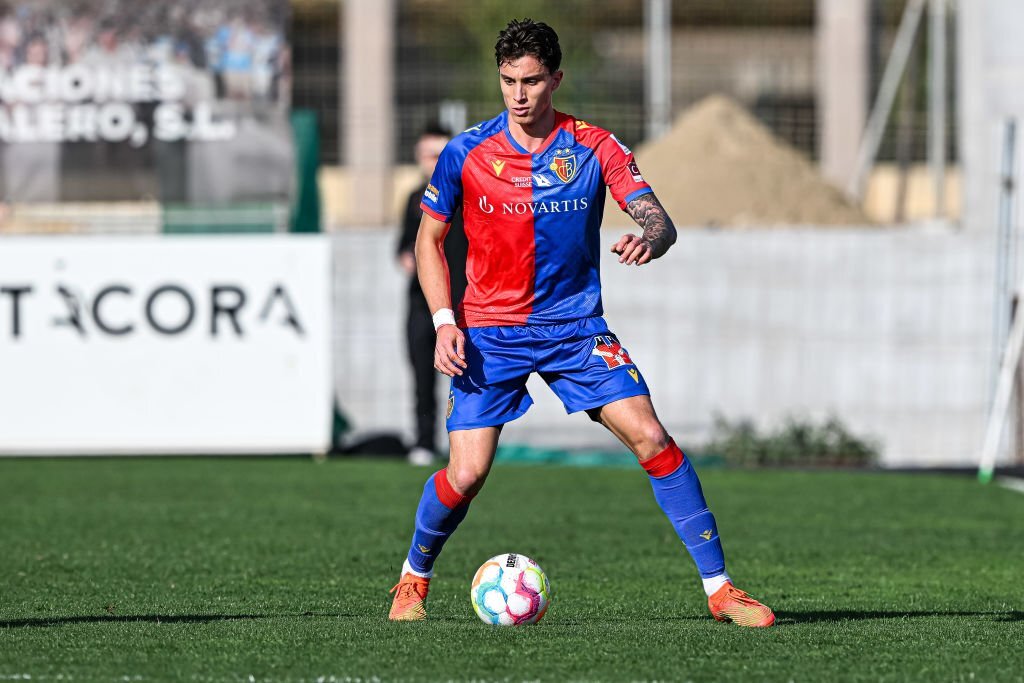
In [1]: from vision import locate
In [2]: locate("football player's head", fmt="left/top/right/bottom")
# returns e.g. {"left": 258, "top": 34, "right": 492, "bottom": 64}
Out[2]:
{"left": 494, "top": 19, "right": 563, "bottom": 128}
{"left": 414, "top": 122, "right": 451, "bottom": 178}
{"left": 495, "top": 18, "right": 561, "bottom": 74}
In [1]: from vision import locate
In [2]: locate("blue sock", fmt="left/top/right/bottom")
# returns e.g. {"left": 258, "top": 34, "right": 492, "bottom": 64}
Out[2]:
{"left": 642, "top": 440, "right": 726, "bottom": 578}
{"left": 406, "top": 469, "right": 471, "bottom": 575}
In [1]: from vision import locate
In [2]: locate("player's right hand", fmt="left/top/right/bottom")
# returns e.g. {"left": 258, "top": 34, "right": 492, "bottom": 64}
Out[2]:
{"left": 434, "top": 324, "right": 467, "bottom": 377}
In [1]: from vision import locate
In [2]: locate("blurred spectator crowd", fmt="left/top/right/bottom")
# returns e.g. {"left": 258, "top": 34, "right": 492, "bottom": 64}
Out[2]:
{"left": 0, "top": 0, "right": 289, "bottom": 103}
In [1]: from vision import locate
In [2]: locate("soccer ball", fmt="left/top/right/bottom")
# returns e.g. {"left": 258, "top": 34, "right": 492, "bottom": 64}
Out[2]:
{"left": 470, "top": 553, "right": 552, "bottom": 626}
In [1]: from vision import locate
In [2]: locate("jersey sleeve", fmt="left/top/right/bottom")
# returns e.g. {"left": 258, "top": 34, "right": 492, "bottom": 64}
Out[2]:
{"left": 419, "top": 142, "right": 464, "bottom": 223}
{"left": 594, "top": 133, "right": 652, "bottom": 210}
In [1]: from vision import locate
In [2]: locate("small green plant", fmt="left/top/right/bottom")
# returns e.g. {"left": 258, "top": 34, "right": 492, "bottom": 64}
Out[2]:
{"left": 703, "top": 414, "right": 879, "bottom": 468}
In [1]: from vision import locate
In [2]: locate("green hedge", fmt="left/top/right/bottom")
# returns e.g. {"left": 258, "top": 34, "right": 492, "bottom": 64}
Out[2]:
{"left": 703, "top": 414, "right": 879, "bottom": 468}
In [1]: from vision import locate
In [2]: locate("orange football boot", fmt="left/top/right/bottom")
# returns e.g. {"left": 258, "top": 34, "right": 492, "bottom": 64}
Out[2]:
{"left": 388, "top": 573, "right": 430, "bottom": 621}
{"left": 708, "top": 582, "right": 775, "bottom": 627}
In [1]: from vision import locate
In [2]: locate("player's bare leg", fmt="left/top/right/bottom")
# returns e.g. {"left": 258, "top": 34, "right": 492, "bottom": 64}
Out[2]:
{"left": 445, "top": 425, "right": 502, "bottom": 496}
{"left": 587, "top": 394, "right": 670, "bottom": 460}
{"left": 591, "top": 396, "right": 775, "bottom": 627}
{"left": 389, "top": 426, "right": 501, "bottom": 621}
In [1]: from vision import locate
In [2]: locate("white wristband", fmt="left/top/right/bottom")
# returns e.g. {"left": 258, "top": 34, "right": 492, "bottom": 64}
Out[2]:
{"left": 432, "top": 308, "right": 457, "bottom": 330}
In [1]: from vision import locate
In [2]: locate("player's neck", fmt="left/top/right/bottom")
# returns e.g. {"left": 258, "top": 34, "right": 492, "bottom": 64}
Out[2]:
{"left": 507, "top": 108, "right": 556, "bottom": 154}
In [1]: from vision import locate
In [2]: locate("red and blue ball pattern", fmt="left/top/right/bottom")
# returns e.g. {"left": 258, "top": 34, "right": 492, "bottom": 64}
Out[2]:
{"left": 471, "top": 553, "right": 552, "bottom": 626}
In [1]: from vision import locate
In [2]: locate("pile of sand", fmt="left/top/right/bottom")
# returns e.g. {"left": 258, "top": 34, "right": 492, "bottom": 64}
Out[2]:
{"left": 604, "top": 94, "right": 871, "bottom": 228}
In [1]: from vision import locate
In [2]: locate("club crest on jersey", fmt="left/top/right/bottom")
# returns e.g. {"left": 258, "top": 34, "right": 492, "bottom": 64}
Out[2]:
{"left": 592, "top": 335, "right": 634, "bottom": 369}
{"left": 550, "top": 149, "right": 578, "bottom": 183}
{"left": 490, "top": 159, "right": 506, "bottom": 176}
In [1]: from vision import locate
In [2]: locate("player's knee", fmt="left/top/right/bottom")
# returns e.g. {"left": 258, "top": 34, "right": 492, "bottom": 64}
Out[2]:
{"left": 446, "top": 463, "right": 488, "bottom": 497}
{"left": 632, "top": 422, "right": 671, "bottom": 461}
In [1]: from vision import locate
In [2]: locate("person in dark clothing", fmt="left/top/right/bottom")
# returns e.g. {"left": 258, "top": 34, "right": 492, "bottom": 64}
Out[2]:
{"left": 397, "top": 123, "right": 468, "bottom": 465}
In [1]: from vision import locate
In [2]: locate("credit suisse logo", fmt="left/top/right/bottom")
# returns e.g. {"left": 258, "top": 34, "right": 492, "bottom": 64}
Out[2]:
{"left": 512, "top": 174, "right": 553, "bottom": 188}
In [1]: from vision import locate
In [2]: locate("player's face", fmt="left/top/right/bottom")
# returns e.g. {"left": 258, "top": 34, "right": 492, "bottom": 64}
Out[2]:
{"left": 498, "top": 55, "right": 562, "bottom": 129}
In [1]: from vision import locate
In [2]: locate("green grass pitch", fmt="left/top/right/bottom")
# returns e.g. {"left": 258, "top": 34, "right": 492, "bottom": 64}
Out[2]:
{"left": 1, "top": 457, "right": 1022, "bottom": 682}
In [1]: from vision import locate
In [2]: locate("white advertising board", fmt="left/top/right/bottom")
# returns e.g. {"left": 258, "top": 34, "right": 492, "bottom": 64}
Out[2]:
{"left": 0, "top": 235, "right": 332, "bottom": 455}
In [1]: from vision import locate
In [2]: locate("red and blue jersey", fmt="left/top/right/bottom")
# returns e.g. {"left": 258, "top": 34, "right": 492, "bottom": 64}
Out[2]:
{"left": 420, "top": 110, "right": 651, "bottom": 328}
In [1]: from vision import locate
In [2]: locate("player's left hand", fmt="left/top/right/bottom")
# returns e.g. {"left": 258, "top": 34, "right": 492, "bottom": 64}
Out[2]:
{"left": 611, "top": 233, "right": 654, "bottom": 266}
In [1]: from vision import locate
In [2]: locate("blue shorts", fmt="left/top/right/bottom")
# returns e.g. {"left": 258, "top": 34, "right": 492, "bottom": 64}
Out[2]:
{"left": 446, "top": 316, "right": 651, "bottom": 431}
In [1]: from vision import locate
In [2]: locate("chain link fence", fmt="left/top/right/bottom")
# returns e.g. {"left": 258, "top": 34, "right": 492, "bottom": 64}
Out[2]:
{"left": 291, "top": 0, "right": 936, "bottom": 168}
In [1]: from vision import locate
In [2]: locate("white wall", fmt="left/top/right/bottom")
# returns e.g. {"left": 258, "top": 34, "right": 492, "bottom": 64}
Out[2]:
{"left": 958, "top": 0, "right": 1024, "bottom": 233}
{"left": 332, "top": 226, "right": 996, "bottom": 467}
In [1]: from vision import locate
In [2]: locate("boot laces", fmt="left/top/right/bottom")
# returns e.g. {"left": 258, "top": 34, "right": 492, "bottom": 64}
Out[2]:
{"left": 390, "top": 578, "right": 427, "bottom": 601}
{"left": 724, "top": 586, "right": 757, "bottom": 605}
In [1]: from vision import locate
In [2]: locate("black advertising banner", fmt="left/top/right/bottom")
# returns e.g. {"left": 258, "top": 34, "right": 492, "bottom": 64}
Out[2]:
{"left": 0, "top": 0, "right": 292, "bottom": 203}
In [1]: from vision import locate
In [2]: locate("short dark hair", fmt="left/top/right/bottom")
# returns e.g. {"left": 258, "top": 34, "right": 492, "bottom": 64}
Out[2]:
{"left": 420, "top": 121, "right": 452, "bottom": 139}
{"left": 494, "top": 19, "right": 561, "bottom": 73}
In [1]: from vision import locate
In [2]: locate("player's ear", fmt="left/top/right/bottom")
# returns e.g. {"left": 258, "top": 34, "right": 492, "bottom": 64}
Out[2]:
{"left": 550, "top": 70, "right": 563, "bottom": 91}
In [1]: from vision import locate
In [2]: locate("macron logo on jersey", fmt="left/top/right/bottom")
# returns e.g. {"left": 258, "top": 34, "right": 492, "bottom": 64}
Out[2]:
{"left": 477, "top": 195, "right": 589, "bottom": 216}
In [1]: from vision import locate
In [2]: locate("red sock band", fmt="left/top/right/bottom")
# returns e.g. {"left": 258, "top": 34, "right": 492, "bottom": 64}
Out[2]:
{"left": 433, "top": 469, "right": 471, "bottom": 509}
{"left": 640, "top": 439, "right": 684, "bottom": 478}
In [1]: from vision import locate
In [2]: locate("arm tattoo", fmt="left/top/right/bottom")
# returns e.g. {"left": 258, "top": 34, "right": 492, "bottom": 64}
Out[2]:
{"left": 625, "top": 191, "right": 677, "bottom": 259}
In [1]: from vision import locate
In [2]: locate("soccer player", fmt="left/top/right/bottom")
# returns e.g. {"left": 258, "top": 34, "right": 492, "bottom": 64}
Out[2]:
{"left": 389, "top": 18, "right": 775, "bottom": 627}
